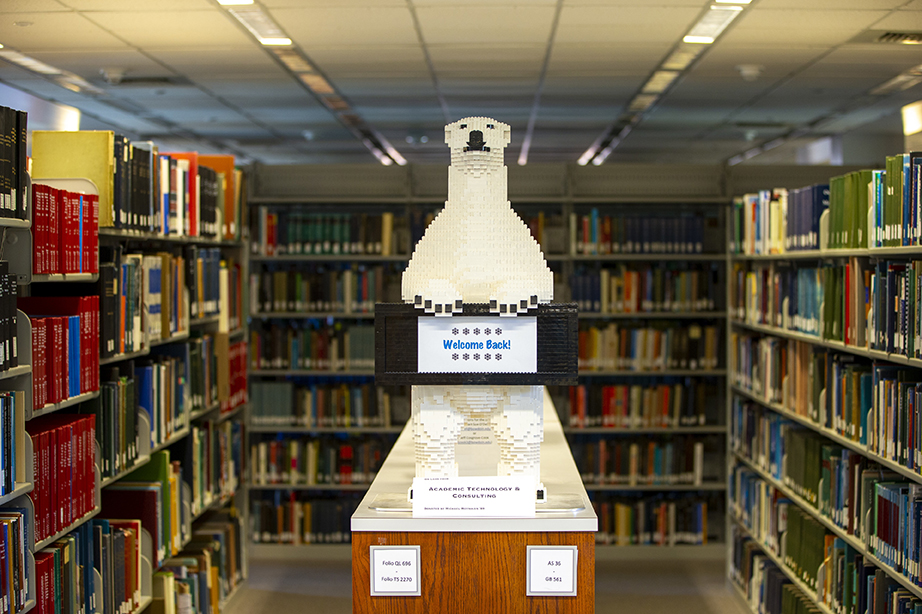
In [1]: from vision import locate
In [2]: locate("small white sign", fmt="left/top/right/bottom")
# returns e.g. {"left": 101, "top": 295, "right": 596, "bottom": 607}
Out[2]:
{"left": 370, "top": 546, "right": 421, "bottom": 596}
{"left": 412, "top": 476, "right": 536, "bottom": 517}
{"left": 526, "top": 546, "right": 578, "bottom": 596}
{"left": 417, "top": 316, "right": 537, "bottom": 373}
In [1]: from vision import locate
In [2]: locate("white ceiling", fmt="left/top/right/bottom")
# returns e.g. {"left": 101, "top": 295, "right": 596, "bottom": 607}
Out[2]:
{"left": 0, "top": 0, "right": 919, "bottom": 165}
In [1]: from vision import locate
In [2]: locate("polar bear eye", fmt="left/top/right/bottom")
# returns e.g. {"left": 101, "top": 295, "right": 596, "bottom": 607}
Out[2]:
{"left": 487, "top": 124, "right": 494, "bottom": 129}
{"left": 460, "top": 124, "right": 467, "bottom": 129}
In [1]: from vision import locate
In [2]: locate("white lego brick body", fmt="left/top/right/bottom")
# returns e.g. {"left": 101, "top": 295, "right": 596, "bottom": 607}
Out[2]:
{"left": 403, "top": 117, "right": 550, "bottom": 492}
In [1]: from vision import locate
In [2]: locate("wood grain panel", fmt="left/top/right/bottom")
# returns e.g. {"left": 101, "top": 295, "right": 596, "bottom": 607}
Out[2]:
{"left": 352, "top": 531, "right": 595, "bottom": 614}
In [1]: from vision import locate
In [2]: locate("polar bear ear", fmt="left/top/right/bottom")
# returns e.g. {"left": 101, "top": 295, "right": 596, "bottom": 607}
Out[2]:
{"left": 503, "top": 126, "right": 511, "bottom": 147}
{"left": 444, "top": 125, "right": 452, "bottom": 145}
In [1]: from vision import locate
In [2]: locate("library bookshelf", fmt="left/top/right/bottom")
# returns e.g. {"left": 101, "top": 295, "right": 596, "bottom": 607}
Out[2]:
{"left": 8, "top": 130, "right": 252, "bottom": 614}
{"left": 727, "top": 161, "right": 922, "bottom": 614}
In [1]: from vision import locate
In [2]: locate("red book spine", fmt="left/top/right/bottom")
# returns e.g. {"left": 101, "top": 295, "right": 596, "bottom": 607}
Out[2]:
{"left": 31, "top": 186, "right": 39, "bottom": 275}
{"left": 31, "top": 321, "right": 40, "bottom": 412}
{"left": 81, "top": 296, "right": 90, "bottom": 394}
{"left": 39, "top": 321, "right": 47, "bottom": 409}
{"left": 71, "top": 191, "right": 79, "bottom": 274}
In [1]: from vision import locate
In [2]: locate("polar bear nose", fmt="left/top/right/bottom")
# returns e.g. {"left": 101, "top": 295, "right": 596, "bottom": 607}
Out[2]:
{"left": 464, "top": 130, "right": 490, "bottom": 152}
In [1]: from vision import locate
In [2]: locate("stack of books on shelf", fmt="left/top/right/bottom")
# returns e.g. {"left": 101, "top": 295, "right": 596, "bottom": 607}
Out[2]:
{"left": 32, "top": 183, "right": 99, "bottom": 276}
{"left": 570, "top": 209, "right": 711, "bottom": 256}
{"left": 250, "top": 494, "right": 360, "bottom": 544}
{"left": 578, "top": 322, "right": 720, "bottom": 372}
{"left": 570, "top": 436, "right": 710, "bottom": 486}
{"left": 21, "top": 295, "right": 100, "bottom": 409}
{"left": 250, "top": 264, "right": 402, "bottom": 315}
{"left": 31, "top": 133, "right": 246, "bottom": 240}
{"left": 0, "top": 105, "right": 29, "bottom": 221}
{"left": 250, "top": 321, "right": 375, "bottom": 371}
{"left": 252, "top": 209, "right": 409, "bottom": 257}
{"left": 570, "top": 263, "right": 721, "bottom": 314}
{"left": 567, "top": 378, "right": 718, "bottom": 429}
{"left": 27, "top": 414, "right": 98, "bottom": 543}
{"left": 184, "top": 420, "right": 245, "bottom": 515}
{"left": 0, "top": 263, "right": 20, "bottom": 377}
{"left": 249, "top": 381, "right": 405, "bottom": 428}
{"left": 249, "top": 436, "right": 391, "bottom": 487}
{"left": 592, "top": 494, "right": 715, "bottom": 545}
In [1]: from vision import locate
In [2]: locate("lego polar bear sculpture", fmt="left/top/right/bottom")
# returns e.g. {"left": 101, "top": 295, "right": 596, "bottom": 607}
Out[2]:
{"left": 402, "top": 117, "right": 553, "bottom": 487}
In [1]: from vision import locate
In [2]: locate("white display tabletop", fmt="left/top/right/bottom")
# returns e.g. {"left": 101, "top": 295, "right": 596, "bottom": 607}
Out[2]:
{"left": 350, "top": 388, "right": 598, "bottom": 532}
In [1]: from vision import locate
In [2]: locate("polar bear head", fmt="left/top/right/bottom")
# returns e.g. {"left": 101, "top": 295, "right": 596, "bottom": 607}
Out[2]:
{"left": 445, "top": 116, "right": 510, "bottom": 177}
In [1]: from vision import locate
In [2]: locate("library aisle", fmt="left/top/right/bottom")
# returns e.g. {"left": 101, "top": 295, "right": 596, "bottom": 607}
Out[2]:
{"left": 225, "top": 547, "right": 746, "bottom": 614}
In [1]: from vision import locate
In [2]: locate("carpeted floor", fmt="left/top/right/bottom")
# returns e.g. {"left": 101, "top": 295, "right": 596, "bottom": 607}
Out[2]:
{"left": 224, "top": 545, "right": 749, "bottom": 614}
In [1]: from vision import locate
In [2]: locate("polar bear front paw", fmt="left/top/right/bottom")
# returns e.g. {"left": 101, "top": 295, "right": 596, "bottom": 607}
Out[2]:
{"left": 409, "top": 280, "right": 463, "bottom": 317}
{"left": 490, "top": 294, "right": 540, "bottom": 317}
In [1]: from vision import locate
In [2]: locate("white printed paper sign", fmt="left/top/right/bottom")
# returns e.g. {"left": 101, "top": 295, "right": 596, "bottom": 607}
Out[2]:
{"left": 412, "top": 476, "right": 535, "bottom": 517}
{"left": 417, "top": 316, "right": 537, "bottom": 373}
{"left": 369, "top": 546, "right": 421, "bottom": 596}
{"left": 527, "top": 546, "right": 578, "bottom": 596}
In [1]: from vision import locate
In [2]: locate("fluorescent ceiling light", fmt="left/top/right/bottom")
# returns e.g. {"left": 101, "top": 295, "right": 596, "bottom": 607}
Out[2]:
{"left": 642, "top": 70, "right": 679, "bottom": 94}
{"left": 628, "top": 94, "right": 658, "bottom": 112}
{"left": 273, "top": 48, "right": 314, "bottom": 73}
{"left": 662, "top": 48, "right": 701, "bottom": 71}
{"left": 684, "top": 5, "right": 743, "bottom": 44}
{"left": 217, "top": 0, "right": 253, "bottom": 5}
{"left": 299, "top": 73, "right": 334, "bottom": 95}
{"left": 0, "top": 49, "right": 62, "bottom": 75}
{"left": 903, "top": 101, "right": 922, "bottom": 136}
{"left": 227, "top": 7, "right": 291, "bottom": 46}
{"left": 714, "top": 0, "right": 750, "bottom": 3}
{"left": 871, "top": 64, "right": 922, "bottom": 95}
{"left": 363, "top": 139, "right": 393, "bottom": 166}
{"left": 577, "top": 147, "right": 596, "bottom": 166}
{"left": 592, "top": 143, "right": 616, "bottom": 165}
{"left": 379, "top": 138, "right": 407, "bottom": 166}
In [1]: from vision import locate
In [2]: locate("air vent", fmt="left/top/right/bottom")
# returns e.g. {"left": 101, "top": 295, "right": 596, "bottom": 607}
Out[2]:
{"left": 110, "top": 76, "right": 193, "bottom": 87}
{"left": 877, "top": 31, "right": 922, "bottom": 44}
{"left": 849, "top": 29, "right": 922, "bottom": 44}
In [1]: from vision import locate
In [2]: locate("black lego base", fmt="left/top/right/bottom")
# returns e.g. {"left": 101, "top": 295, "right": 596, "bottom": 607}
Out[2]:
{"left": 374, "top": 302, "right": 578, "bottom": 386}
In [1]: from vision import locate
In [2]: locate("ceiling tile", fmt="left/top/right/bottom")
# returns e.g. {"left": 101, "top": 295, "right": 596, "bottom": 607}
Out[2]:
{"left": 721, "top": 9, "right": 890, "bottom": 47}
{"left": 147, "top": 47, "right": 285, "bottom": 78}
{"left": 547, "top": 44, "right": 667, "bottom": 77}
{"left": 428, "top": 45, "right": 545, "bottom": 78}
{"left": 271, "top": 6, "right": 419, "bottom": 47}
{"left": 555, "top": 6, "right": 701, "bottom": 45}
{"left": 58, "top": 0, "right": 213, "bottom": 9}
{"left": 86, "top": 10, "right": 250, "bottom": 49}
{"left": 755, "top": 0, "right": 907, "bottom": 8}
{"left": 415, "top": 5, "right": 556, "bottom": 46}
{"left": 0, "top": 12, "right": 128, "bottom": 51}
{"left": 333, "top": 77, "right": 438, "bottom": 99}
{"left": 0, "top": 1, "right": 69, "bottom": 12}
{"left": 27, "top": 49, "right": 166, "bottom": 82}
{"left": 691, "top": 45, "right": 828, "bottom": 79}
{"left": 872, "top": 10, "right": 922, "bottom": 28}
{"left": 263, "top": 0, "right": 405, "bottom": 5}
{"left": 306, "top": 46, "right": 430, "bottom": 78}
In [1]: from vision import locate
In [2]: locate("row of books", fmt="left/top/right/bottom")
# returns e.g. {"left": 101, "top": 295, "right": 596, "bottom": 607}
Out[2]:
{"left": 566, "top": 379, "right": 719, "bottom": 429}
{"left": 570, "top": 210, "right": 712, "bottom": 256}
{"left": 249, "top": 436, "right": 393, "bottom": 486}
{"left": 730, "top": 527, "right": 824, "bottom": 614}
{"left": 571, "top": 436, "right": 711, "bottom": 486}
{"left": 578, "top": 323, "right": 721, "bottom": 372}
{"left": 250, "top": 494, "right": 359, "bottom": 544}
{"left": 23, "top": 296, "right": 100, "bottom": 409}
{"left": 0, "top": 105, "right": 28, "bottom": 220}
{"left": 0, "top": 391, "right": 25, "bottom": 498}
{"left": 32, "top": 183, "right": 99, "bottom": 275}
{"left": 101, "top": 450, "right": 187, "bottom": 569}
{"left": 0, "top": 265, "right": 17, "bottom": 376}
{"left": 0, "top": 507, "right": 28, "bottom": 614}
{"left": 249, "top": 265, "right": 402, "bottom": 315}
{"left": 731, "top": 329, "right": 922, "bottom": 472}
{"left": 153, "top": 513, "right": 245, "bottom": 614}
{"left": 592, "top": 494, "right": 714, "bottom": 545}
{"left": 91, "top": 365, "right": 141, "bottom": 481}
{"left": 185, "top": 420, "right": 244, "bottom": 518}
{"left": 730, "top": 184, "right": 829, "bottom": 255}
{"left": 249, "top": 323, "right": 375, "bottom": 371}
{"left": 569, "top": 264, "right": 721, "bottom": 314}
{"left": 31, "top": 132, "right": 246, "bottom": 239}
{"left": 26, "top": 414, "right": 97, "bottom": 544}
{"left": 253, "top": 209, "right": 410, "bottom": 257}
{"left": 249, "top": 381, "right": 409, "bottom": 428}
